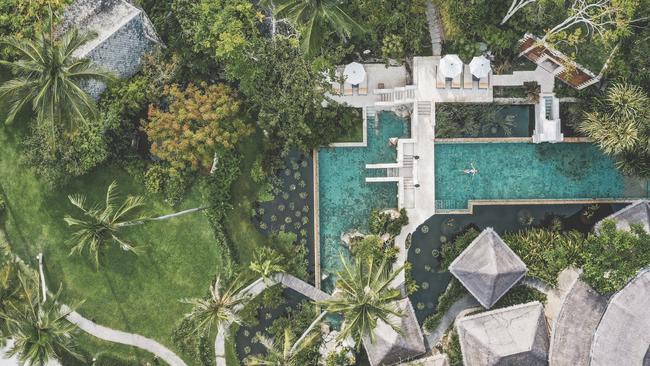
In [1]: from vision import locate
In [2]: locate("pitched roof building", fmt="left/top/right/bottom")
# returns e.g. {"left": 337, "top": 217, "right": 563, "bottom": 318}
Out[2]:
{"left": 56, "top": 0, "right": 160, "bottom": 97}
{"left": 519, "top": 33, "right": 600, "bottom": 90}
{"left": 590, "top": 268, "right": 650, "bottom": 366}
{"left": 449, "top": 228, "right": 527, "bottom": 308}
{"left": 456, "top": 301, "right": 549, "bottom": 366}
{"left": 595, "top": 200, "right": 650, "bottom": 233}
{"left": 362, "top": 298, "right": 426, "bottom": 366}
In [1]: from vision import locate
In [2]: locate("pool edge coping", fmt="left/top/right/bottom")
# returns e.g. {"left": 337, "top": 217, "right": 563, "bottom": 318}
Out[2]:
{"left": 312, "top": 149, "right": 321, "bottom": 290}
{"left": 437, "top": 198, "right": 642, "bottom": 215}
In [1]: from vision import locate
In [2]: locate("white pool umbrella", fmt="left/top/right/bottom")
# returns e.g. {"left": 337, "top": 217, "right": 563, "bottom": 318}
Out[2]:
{"left": 343, "top": 62, "right": 366, "bottom": 85}
{"left": 438, "top": 54, "right": 463, "bottom": 78}
{"left": 470, "top": 55, "right": 491, "bottom": 79}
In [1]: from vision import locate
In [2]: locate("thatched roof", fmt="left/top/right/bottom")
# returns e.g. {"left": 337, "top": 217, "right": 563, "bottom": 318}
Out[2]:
{"left": 449, "top": 228, "right": 527, "bottom": 309}
{"left": 456, "top": 301, "right": 549, "bottom": 366}
{"left": 549, "top": 274, "right": 608, "bottom": 366}
{"left": 362, "top": 298, "right": 426, "bottom": 366}
{"left": 56, "top": 0, "right": 160, "bottom": 97}
{"left": 595, "top": 200, "right": 650, "bottom": 233}
{"left": 590, "top": 268, "right": 650, "bottom": 366}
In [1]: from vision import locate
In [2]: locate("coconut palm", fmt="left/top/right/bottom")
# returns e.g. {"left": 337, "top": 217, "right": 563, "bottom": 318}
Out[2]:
{"left": 272, "top": 0, "right": 365, "bottom": 55}
{"left": 181, "top": 273, "right": 249, "bottom": 338}
{"left": 0, "top": 274, "right": 81, "bottom": 366}
{"left": 244, "top": 327, "right": 319, "bottom": 366}
{"left": 580, "top": 82, "right": 650, "bottom": 156}
{"left": 0, "top": 11, "right": 114, "bottom": 141}
{"left": 317, "top": 256, "right": 403, "bottom": 348}
{"left": 249, "top": 247, "right": 285, "bottom": 282}
{"left": 64, "top": 181, "right": 206, "bottom": 266}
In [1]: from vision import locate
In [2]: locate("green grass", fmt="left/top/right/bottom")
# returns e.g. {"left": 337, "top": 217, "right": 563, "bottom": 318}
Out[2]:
{"left": 0, "top": 124, "right": 222, "bottom": 366}
{"left": 223, "top": 131, "right": 269, "bottom": 264}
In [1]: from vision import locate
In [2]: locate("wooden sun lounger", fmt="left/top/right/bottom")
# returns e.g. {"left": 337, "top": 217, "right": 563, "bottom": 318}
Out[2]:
{"left": 451, "top": 74, "right": 461, "bottom": 89}
{"left": 435, "top": 66, "right": 446, "bottom": 89}
{"left": 343, "top": 82, "right": 353, "bottom": 95}
{"left": 463, "top": 65, "right": 473, "bottom": 89}
{"left": 479, "top": 74, "right": 489, "bottom": 89}
{"left": 358, "top": 78, "right": 368, "bottom": 95}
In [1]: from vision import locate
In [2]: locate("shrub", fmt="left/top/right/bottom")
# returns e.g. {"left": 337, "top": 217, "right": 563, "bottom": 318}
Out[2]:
{"left": 423, "top": 279, "right": 467, "bottom": 332}
{"left": 144, "top": 164, "right": 166, "bottom": 194}
{"left": 439, "top": 228, "right": 480, "bottom": 270}
{"left": 368, "top": 208, "right": 408, "bottom": 237}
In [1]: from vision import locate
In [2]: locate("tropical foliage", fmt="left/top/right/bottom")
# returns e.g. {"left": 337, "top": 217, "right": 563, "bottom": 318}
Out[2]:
{"left": 181, "top": 271, "right": 249, "bottom": 338}
{"left": 272, "top": 0, "right": 365, "bottom": 55}
{"left": 581, "top": 220, "right": 650, "bottom": 293}
{"left": 580, "top": 82, "right": 650, "bottom": 177}
{"left": 244, "top": 326, "right": 319, "bottom": 366}
{"left": 143, "top": 82, "right": 253, "bottom": 173}
{"left": 64, "top": 181, "right": 147, "bottom": 264}
{"left": 318, "top": 257, "right": 403, "bottom": 348}
{"left": 0, "top": 21, "right": 113, "bottom": 139}
{"left": 0, "top": 274, "right": 81, "bottom": 366}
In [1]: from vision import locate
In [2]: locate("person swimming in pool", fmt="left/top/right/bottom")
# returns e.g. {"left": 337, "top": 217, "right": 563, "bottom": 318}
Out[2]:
{"left": 463, "top": 163, "right": 478, "bottom": 176}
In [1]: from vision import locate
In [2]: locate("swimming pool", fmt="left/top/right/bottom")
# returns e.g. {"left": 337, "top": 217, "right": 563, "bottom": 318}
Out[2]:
{"left": 434, "top": 142, "right": 648, "bottom": 210}
{"left": 318, "top": 112, "right": 410, "bottom": 278}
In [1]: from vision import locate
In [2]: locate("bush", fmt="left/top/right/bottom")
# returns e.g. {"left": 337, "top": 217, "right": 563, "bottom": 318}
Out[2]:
{"left": 440, "top": 228, "right": 480, "bottom": 270}
{"left": 581, "top": 220, "right": 650, "bottom": 294}
{"left": 203, "top": 151, "right": 241, "bottom": 224}
{"left": 423, "top": 279, "right": 467, "bottom": 332}
{"left": 144, "top": 164, "right": 166, "bottom": 194}
{"left": 368, "top": 208, "right": 408, "bottom": 237}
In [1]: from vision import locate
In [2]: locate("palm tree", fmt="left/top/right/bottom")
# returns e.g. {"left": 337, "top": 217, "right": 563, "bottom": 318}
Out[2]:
{"left": 0, "top": 10, "right": 114, "bottom": 141}
{"left": 249, "top": 247, "right": 285, "bottom": 282}
{"left": 244, "top": 327, "right": 319, "bottom": 366}
{"left": 64, "top": 181, "right": 207, "bottom": 265}
{"left": 580, "top": 82, "right": 650, "bottom": 156}
{"left": 0, "top": 273, "right": 81, "bottom": 366}
{"left": 317, "top": 256, "right": 403, "bottom": 348}
{"left": 181, "top": 273, "right": 249, "bottom": 338}
{"left": 272, "top": 0, "right": 364, "bottom": 55}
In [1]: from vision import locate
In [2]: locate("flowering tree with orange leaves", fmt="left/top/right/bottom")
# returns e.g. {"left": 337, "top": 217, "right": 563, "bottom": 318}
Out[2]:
{"left": 143, "top": 82, "right": 253, "bottom": 173}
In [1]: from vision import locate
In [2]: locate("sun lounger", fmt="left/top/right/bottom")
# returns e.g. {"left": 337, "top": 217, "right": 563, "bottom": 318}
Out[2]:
{"left": 478, "top": 74, "right": 489, "bottom": 89}
{"left": 435, "top": 66, "right": 446, "bottom": 89}
{"left": 358, "top": 78, "right": 368, "bottom": 95}
{"left": 463, "top": 65, "right": 473, "bottom": 89}
{"left": 343, "top": 82, "right": 353, "bottom": 95}
{"left": 451, "top": 74, "right": 461, "bottom": 89}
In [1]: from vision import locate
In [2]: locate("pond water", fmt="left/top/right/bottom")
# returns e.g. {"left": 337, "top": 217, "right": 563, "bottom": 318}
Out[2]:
{"left": 408, "top": 203, "right": 624, "bottom": 322}
{"left": 318, "top": 112, "right": 410, "bottom": 283}
{"left": 435, "top": 142, "right": 648, "bottom": 210}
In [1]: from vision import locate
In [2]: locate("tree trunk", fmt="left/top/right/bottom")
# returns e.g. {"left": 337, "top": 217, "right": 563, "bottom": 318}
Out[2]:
{"left": 290, "top": 311, "right": 328, "bottom": 355}
{"left": 118, "top": 207, "right": 208, "bottom": 227}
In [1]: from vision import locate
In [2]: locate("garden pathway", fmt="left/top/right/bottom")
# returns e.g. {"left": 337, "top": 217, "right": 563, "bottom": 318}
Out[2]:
{"left": 37, "top": 254, "right": 189, "bottom": 366}
{"left": 423, "top": 294, "right": 480, "bottom": 347}
{"left": 425, "top": 1, "right": 444, "bottom": 56}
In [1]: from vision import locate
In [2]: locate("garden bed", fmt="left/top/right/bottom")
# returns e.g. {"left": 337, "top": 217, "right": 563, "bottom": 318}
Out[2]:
{"left": 435, "top": 103, "right": 535, "bottom": 138}
{"left": 408, "top": 203, "right": 623, "bottom": 322}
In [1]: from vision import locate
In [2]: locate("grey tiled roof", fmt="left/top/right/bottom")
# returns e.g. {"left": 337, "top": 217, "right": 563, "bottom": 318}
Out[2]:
{"left": 362, "top": 298, "right": 426, "bottom": 366}
{"left": 57, "top": 0, "right": 160, "bottom": 98}
{"left": 595, "top": 200, "right": 650, "bottom": 233}
{"left": 456, "top": 301, "right": 549, "bottom": 366}
{"left": 449, "top": 228, "right": 527, "bottom": 309}
{"left": 590, "top": 268, "right": 650, "bottom": 366}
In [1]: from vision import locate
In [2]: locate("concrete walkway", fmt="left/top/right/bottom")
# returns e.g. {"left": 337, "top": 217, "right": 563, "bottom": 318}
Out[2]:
{"left": 423, "top": 294, "right": 480, "bottom": 347}
{"left": 425, "top": 1, "right": 443, "bottom": 56}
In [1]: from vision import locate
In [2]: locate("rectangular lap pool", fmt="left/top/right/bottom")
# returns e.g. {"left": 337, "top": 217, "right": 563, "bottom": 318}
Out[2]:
{"left": 318, "top": 112, "right": 409, "bottom": 277}
{"left": 434, "top": 142, "right": 648, "bottom": 210}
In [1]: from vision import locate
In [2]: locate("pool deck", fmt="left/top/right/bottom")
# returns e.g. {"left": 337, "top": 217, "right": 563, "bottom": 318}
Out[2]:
{"left": 320, "top": 58, "right": 644, "bottom": 291}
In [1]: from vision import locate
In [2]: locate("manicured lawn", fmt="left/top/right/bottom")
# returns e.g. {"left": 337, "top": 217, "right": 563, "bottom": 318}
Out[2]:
{"left": 223, "top": 131, "right": 269, "bottom": 264}
{"left": 0, "top": 124, "right": 222, "bottom": 365}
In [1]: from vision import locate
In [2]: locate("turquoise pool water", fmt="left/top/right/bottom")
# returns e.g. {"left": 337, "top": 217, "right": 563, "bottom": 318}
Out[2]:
{"left": 435, "top": 142, "right": 648, "bottom": 210}
{"left": 318, "top": 112, "right": 410, "bottom": 276}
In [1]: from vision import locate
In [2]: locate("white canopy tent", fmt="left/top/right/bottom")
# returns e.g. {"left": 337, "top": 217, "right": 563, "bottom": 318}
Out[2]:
{"left": 438, "top": 54, "right": 463, "bottom": 78}
{"left": 469, "top": 55, "right": 491, "bottom": 79}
